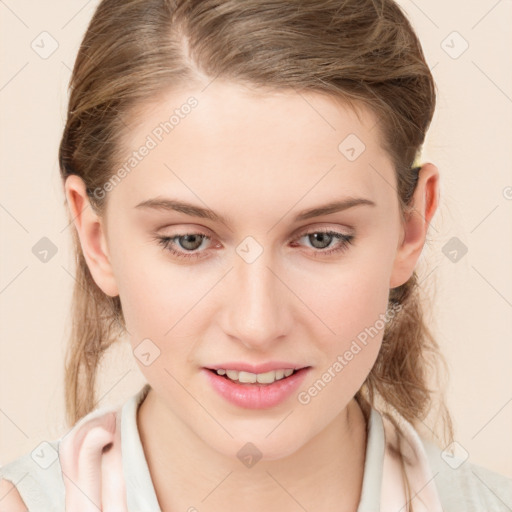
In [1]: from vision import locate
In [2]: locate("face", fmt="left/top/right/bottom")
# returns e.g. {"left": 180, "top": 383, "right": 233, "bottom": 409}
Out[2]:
{"left": 71, "top": 80, "right": 422, "bottom": 460}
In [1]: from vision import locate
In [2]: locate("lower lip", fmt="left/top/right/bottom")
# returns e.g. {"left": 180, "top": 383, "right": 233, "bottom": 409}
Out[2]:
{"left": 202, "top": 367, "right": 311, "bottom": 409}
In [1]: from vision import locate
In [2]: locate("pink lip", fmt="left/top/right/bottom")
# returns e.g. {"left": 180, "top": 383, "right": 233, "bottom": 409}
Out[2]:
{"left": 205, "top": 361, "right": 309, "bottom": 373}
{"left": 202, "top": 367, "right": 311, "bottom": 409}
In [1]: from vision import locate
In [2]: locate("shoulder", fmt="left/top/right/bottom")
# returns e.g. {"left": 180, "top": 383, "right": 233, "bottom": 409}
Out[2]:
{"left": 421, "top": 437, "right": 512, "bottom": 511}
{"left": 0, "top": 438, "right": 64, "bottom": 510}
{"left": 0, "top": 401, "right": 122, "bottom": 510}
{"left": 0, "top": 384, "right": 150, "bottom": 510}
{"left": 0, "top": 478, "right": 27, "bottom": 511}
{"left": 0, "top": 478, "right": 29, "bottom": 512}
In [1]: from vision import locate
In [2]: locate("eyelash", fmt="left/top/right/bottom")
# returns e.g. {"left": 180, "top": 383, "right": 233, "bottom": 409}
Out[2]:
{"left": 154, "top": 228, "right": 354, "bottom": 261}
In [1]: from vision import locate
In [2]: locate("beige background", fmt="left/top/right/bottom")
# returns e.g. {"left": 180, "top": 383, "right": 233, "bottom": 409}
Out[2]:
{"left": 1, "top": 0, "right": 511, "bottom": 481}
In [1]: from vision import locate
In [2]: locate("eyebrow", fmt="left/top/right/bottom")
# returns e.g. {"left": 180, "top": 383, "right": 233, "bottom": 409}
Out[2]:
{"left": 134, "top": 196, "right": 376, "bottom": 223}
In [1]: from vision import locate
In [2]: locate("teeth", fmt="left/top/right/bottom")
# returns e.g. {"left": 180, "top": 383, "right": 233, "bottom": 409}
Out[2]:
{"left": 216, "top": 368, "right": 296, "bottom": 384}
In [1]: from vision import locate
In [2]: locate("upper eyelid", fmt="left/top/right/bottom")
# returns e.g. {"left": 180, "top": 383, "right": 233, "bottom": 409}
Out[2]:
{"left": 161, "top": 225, "right": 352, "bottom": 241}
{"left": 159, "top": 221, "right": 353, "bottom": 237}
{"left": 294, "top": 224, "right": 353, "bottom": 236}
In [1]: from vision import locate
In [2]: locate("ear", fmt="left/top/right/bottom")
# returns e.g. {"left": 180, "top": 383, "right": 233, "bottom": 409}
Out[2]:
{"left": 64, "top": 175, "right": 119, "bottom": 297}
{"left": 389, "top": 163, "right": 440, "bottom": 289}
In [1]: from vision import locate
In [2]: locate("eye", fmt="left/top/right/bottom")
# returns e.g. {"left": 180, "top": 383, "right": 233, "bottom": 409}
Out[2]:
{"left": 154, "top": 227, "right": 354, "bottom": 261}
{"left": 154, "top": 232, "right": 213, "bottom": 261}
{"left": 291, "top": 228, "right": 354, "bottom": 256}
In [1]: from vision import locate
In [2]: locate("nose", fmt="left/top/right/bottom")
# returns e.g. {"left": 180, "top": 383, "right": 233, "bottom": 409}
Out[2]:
{"left": 221, "top": 247, "right": 293, "bottom": 352}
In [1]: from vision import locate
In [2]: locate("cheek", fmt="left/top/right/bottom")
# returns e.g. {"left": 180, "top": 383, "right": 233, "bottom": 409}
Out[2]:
{"left": 110, "top": 241, "right": 220, "bottom": 378}
{"left": 114, "top": 265, "right": 200, "bottom": 388}
{"left": 108, "top": 233, "right": 192, "bottom": 340}
{"left": 117, "top": 264, "right": 207, "bottom": 340}
{"left": 295, "top": 271, "right": 390, "bottom": 415}
{"left": 294, "top": 245, "right": 394, "bottom": 384}
{"left": 301, "top": 253, "right": 393, "bottom": 341}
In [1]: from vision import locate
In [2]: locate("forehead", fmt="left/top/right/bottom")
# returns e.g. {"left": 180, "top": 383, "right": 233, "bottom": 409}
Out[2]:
{"left": 110, "top": 80, "right": 395, "bottom": 216}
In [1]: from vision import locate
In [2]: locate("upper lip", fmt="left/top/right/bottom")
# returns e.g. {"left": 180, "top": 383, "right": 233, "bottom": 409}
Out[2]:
{"left": 205, "top": 362, "right": 310, "bottom": 373}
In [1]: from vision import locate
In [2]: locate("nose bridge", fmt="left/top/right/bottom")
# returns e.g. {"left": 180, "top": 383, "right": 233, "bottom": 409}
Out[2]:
{"left": 223, "top": 242, "right": 290, "bottom": 348}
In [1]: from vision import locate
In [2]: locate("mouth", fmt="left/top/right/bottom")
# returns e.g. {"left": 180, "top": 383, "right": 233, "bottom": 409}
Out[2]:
{"left": 205, "top": 366, "right": 311, "bottom": 386}
{"left": 202, "top": 366, "right": 312, "bottom": 409}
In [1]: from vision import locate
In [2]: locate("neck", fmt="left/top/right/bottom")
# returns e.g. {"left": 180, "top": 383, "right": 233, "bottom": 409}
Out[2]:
{"left": 137, "top": 389, "right": 367, "bottom": 512}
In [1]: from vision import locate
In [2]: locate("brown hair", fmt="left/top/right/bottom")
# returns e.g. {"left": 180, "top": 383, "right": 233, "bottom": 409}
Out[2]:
{"left": 59, "top": 0, "right": 454, "bottom": 498}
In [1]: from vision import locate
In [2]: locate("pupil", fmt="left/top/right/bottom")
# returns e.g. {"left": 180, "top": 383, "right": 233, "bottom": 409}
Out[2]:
{"left": 180, "top": 234, "right": 202, "bottom": 250}
{"left": 311, "top": 233, "right": 331, "bottom": 249}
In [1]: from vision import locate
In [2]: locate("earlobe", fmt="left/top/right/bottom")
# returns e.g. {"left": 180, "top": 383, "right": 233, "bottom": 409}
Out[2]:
{"left": 64, "top": 175, "right": 119, "bottom": 297}
{"left": 389, "top": 163, "right": 440, "bottom": 289}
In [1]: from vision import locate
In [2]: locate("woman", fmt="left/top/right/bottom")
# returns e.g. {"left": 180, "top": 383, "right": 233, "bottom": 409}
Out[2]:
{"left": 1, "top": 0, "right": 511, "bottom": 510}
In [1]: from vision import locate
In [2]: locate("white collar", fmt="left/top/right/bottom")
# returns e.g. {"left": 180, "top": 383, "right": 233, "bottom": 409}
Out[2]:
{"left": 59, "top": 383, "right": 443, "bottom": 511}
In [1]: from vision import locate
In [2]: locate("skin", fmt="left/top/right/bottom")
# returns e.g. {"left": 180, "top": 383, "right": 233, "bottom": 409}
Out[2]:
{"left": 62, "top": 80, "right": 439, "bottom": 511}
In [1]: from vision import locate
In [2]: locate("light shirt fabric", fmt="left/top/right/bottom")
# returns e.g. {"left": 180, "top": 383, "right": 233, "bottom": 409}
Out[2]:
{"left": 1, "top": 383, "right": 511, "bottom": 511}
